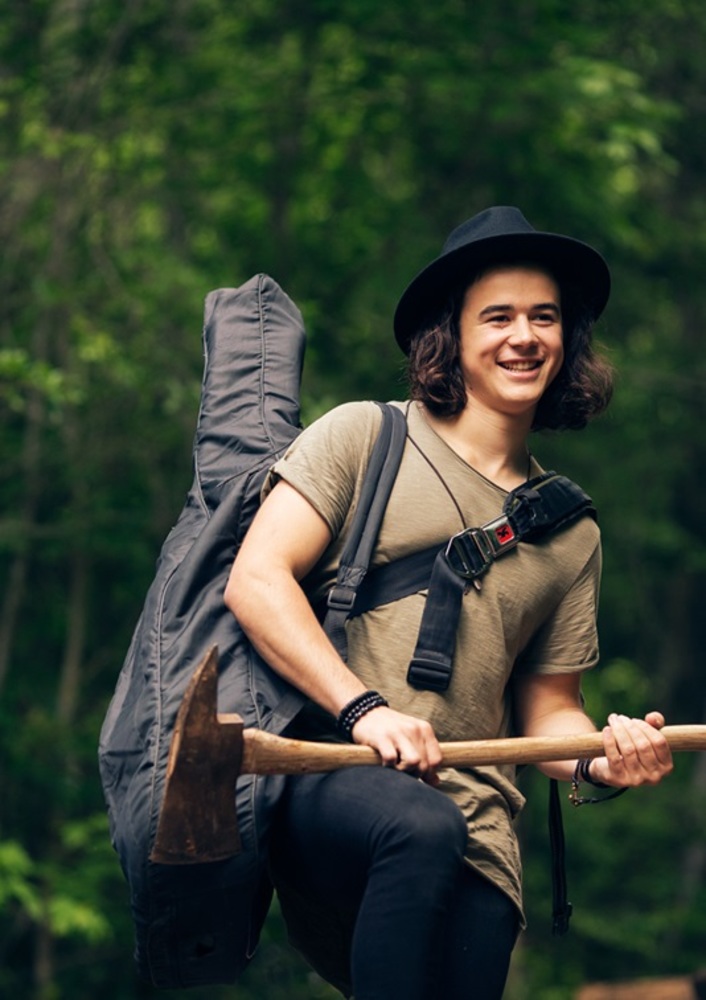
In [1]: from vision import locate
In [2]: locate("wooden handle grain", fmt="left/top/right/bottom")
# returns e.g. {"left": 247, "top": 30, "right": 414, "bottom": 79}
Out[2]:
{"left": 238, "top": 723, "right": 706, "bottom": 776}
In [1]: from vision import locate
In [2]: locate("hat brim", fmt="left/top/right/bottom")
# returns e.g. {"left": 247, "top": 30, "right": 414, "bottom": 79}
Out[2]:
{"left": 393, "top": 231, "right": 610, "bottom": 353}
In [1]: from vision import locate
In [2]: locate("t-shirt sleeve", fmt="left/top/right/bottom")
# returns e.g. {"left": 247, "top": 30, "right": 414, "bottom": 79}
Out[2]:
{"left": 515, "top": 539, "right": 602, "bottom": 676}
{"left": 262, "top": 401, "right": 383, "bottom": 537}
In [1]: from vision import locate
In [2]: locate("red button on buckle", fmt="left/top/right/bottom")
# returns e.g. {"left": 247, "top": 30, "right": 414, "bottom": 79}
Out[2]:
{"left": 494, "top": 523, "right": 516, "bottom": 545}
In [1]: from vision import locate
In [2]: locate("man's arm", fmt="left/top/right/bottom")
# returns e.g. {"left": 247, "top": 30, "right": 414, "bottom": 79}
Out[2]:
{"left": 225, "top": 480, "right": 442, "bottom": 781}
{"left": 514, "top": 672, "right": 673, "bottom": 786}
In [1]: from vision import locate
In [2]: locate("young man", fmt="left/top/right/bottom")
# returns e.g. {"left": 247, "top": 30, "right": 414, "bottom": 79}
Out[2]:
{"left": 225, "top": 206, "right": 672, "bottom": 1000}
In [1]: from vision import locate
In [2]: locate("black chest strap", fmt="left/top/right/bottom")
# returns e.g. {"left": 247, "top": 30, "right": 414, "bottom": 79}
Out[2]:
{"left": 349, "top": 472, "right": 596, "bottom": 693}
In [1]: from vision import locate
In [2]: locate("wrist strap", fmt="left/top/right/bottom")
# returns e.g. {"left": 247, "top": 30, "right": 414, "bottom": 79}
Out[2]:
{"left": 569, "top": 758, "right": 629, "bottom": 807}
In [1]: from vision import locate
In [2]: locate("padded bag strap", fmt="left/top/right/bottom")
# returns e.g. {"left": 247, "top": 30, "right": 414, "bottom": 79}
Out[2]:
{"left": 323, "top": 403, "right": 407, "bottom": 662}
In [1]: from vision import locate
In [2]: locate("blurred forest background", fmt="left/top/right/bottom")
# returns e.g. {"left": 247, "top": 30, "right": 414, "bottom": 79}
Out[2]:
{"left": 1, "top": 0, "right": 705, "bottom": 997}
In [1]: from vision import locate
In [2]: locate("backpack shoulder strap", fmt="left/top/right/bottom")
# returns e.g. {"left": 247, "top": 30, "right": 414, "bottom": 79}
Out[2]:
{"left": 503, "top": 472, "right": 596, "bottom": 541}
{"left": 322, "top": 402, "right": 407, "bottom": 661}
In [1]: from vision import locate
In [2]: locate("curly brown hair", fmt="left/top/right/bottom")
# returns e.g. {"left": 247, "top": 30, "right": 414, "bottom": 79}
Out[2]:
{"left": 406, "top": 268, "right": 613, "bottom": 431}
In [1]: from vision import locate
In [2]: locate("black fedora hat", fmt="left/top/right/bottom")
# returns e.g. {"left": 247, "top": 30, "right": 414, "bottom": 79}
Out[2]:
{"left": 393, "top": 206, "right": 611, "bottom": 353}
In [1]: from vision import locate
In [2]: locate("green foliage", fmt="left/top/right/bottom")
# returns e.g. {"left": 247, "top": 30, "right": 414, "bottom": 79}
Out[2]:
{"left": 0, "top": 840, "right": 39, "bottom": 915}
{"left": 2, "top": 0, "right": 706, "bottom": 995}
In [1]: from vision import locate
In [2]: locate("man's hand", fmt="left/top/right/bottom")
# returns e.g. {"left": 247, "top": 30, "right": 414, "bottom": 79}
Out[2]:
{"left": 351, "top": 706, "right": 443, "bottom": 786}
{"left": 589, "top": 711, "right": 673, "bottom": 788}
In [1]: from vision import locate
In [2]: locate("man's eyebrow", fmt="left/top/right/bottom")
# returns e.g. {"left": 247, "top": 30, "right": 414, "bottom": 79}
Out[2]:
{"left": 478, "top": 303, "right": 513, "bottom": 317}
{"left": 478, "top": 301, "right": 560, "bottom": 317}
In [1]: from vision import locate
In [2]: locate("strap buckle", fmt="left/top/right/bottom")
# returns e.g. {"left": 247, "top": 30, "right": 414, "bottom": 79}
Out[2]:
{"left": 407, "top": 655, "right": 452, "bottom": 692}
{"left": 444, "top": 515, "right": 518, "bottom": 580}
{"left": 326, "top": 585, "right": 358, "bottom": 613}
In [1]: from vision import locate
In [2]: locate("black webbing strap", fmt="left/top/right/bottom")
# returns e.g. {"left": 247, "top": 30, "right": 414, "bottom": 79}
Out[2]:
{"left": 403, "top": 552, "right": 468, "bottom": 691}
{"left": 549, "top": 777, "right": 572, "bottom": 935}
{"left": 348, "top": 543, "right": 440, "bottom": 614}
{"left": 322, "top": 402, "right": 407, "bottom": 662}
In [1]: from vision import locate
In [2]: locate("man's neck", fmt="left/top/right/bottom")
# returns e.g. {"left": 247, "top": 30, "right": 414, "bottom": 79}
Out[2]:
{"left": 419, "top": 402, "right": 533, "bottom": 490}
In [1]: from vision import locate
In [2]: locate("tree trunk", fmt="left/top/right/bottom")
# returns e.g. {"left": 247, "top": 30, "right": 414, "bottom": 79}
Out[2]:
{"left": 56, "top": 548, "right": 89, "bottom": 726}
{"left": 0, "top": 377, "right": 45, "bottom": 697}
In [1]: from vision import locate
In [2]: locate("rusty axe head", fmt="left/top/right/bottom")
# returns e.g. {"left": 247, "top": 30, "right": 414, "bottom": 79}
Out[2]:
{"left": 150, "top": 646, "right": 245, "bottom": 865}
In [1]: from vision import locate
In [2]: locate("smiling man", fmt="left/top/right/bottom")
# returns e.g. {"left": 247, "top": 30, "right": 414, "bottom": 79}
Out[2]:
{"left": 226, "top": 206, "right": 673, "bottom": 1000}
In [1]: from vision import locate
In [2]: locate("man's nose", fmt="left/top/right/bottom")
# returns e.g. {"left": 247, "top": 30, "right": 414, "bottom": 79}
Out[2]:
{"left": 508, "top": 316, "right": 538, "bottom": 345}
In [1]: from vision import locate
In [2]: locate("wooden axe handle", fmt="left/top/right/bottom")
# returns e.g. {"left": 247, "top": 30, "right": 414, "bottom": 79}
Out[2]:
{"left": 151, "top": 648, "right": 706, "bottom": 866}
{"left": 236, "top": 721, "right": 706, "bottom": 775}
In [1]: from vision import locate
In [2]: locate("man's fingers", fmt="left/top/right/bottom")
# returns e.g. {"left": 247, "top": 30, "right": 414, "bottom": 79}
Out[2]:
{"left": 351, "top": 707, "right": 442, "bottom": 784}
{"left": 393, "top": 720, "right": 443, "bottom": 782}
{"left": 393, "top": 737, "right": 423, "bottom": 771}
{"left": 602, "top": 713, "right": 673, "bottom": 786}
{"left": 631, "top": 716, "right": 673, "bottom": 777}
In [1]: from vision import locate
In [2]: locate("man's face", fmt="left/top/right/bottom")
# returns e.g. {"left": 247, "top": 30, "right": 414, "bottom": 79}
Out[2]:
{"left": 457, "top": 264, "right": 564, "bottom": 422}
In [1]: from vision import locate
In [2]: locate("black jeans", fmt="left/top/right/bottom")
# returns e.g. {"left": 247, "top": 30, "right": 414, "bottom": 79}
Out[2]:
{"left": 271, "top": 766, "right": 518, "bottom": 1000}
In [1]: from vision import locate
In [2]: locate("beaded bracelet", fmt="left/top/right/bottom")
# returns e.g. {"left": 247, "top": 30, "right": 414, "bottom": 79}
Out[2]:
{"left": 337, "top": 690, "right": 389, "bottom": 740}
{"left": 569, "top": 757, "right": 629, "bottom": 807}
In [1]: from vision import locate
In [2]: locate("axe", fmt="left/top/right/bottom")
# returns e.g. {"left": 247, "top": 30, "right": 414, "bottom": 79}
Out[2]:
{"left": 151, "top": 646, "right": 706, "bottom": 865}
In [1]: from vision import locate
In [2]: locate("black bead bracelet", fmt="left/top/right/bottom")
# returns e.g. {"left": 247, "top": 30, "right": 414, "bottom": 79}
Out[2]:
{"left": 337, "top": 690, "right": 389, "bottom": 740}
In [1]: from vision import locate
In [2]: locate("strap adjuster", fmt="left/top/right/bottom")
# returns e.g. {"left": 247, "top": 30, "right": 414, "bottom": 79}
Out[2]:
{"left": 326, "top": 585, "right": 358, "bottom": 613}
{"left": 444, "top": 515, "right": 518, "bottom": 580}
{"left": 407, "top": 655, "right": 452, "bottom": 692}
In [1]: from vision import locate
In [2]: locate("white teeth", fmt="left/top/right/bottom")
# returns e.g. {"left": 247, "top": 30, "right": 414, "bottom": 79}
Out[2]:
{"left": 500, "top": 360, "right": 540, "bottom": 371}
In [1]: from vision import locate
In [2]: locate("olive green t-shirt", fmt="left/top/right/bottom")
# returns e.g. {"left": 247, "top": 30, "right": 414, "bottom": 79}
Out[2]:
{"left": 267, "top": 400, "right": 601, "bottom": 919}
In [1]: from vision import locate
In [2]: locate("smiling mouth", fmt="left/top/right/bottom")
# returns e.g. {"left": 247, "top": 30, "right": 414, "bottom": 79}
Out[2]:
{"left": 498, "top": 360, "right": 543, "bottom": 371}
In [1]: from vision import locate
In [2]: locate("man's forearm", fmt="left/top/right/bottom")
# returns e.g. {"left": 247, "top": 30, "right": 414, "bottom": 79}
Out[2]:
{"left": 524, "top": 707, "right": 598, "bottom": 782}
{"left": 225, "top": 564, "right": 367, "bottom": 717}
